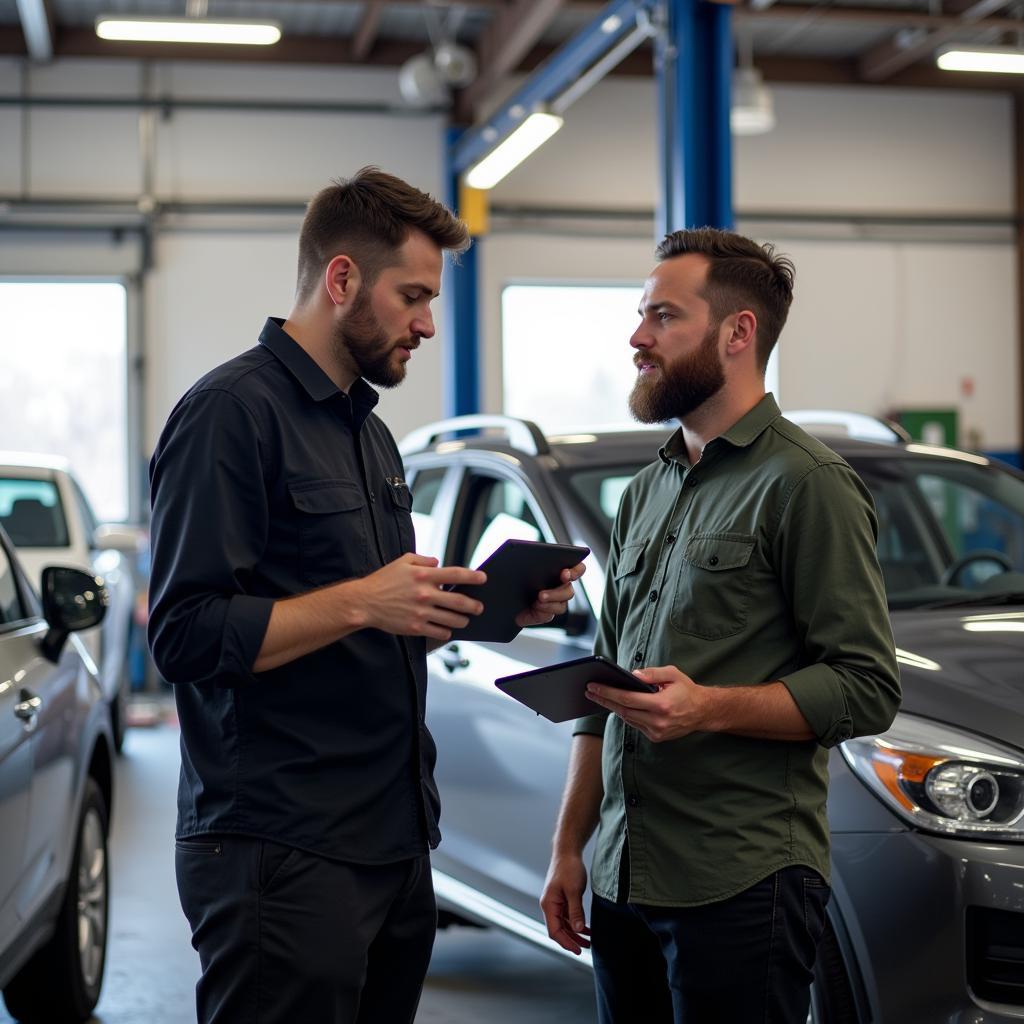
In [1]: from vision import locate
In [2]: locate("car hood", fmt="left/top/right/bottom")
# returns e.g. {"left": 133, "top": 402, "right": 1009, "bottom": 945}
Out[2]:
{"left": 890, "top": 606, "right": 1024, "bottom": 749}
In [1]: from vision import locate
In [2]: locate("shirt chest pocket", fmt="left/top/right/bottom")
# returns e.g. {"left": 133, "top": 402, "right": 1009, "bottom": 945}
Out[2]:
{"left": 385, "top": 476, "right": 416, "bottom": 556}
{"left": 289, "top": 480, "right": 370, "bottom": 586}
{"left": 671, "top": 533, "right": 756, "bottom": 640}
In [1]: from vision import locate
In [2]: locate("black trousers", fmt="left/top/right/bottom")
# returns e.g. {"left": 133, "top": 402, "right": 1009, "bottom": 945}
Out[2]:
{"left": 591, "top": 866, "right": 830, "bottom": 1024}
{"left": 175, "top": 834, "right": 436, "bottom": 1024}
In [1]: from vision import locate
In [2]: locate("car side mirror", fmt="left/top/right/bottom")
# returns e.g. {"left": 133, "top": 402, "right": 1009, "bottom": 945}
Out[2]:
{"left": 39, "top": 566, "right": 109, "bottom": 663}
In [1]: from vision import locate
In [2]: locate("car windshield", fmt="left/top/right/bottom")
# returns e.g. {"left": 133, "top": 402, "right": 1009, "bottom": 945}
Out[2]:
{"left": 564, "top": 453, "right": 1024, "bottom": 612}
{"left": 0, "top": 476, "right": 70, "bottom": 548}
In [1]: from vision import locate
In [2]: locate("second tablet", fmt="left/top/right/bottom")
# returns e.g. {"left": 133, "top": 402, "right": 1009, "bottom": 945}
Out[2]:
{"left": 447, "top": 539, "right": 590, "bottom": 643}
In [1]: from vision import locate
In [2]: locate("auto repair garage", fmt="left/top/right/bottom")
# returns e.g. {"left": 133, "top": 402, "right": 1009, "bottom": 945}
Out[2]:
{"left": 0, "top": 2, "right": 1022, "bottom": 1022}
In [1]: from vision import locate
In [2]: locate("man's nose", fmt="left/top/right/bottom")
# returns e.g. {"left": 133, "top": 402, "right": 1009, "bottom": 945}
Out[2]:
{"left": 413, "top": 311, "right": 435, "bottom": 339}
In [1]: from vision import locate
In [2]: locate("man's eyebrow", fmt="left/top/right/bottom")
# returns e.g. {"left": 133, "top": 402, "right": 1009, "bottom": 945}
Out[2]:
{"left": 401, "top": 282, "right": 438, "bottom": 299}
{"left": 640, "top": 300, "right": 677, "bottom": 316}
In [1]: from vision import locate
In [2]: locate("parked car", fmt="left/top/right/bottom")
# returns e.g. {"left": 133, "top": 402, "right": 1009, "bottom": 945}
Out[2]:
{"left": 0, "top": 453, "right": 144, "bottom": 751}
{"left": 400, "top": 412, "right": 1024, "bottom": 1024}
{"left": 0, "top": 523, "right": 114, "bottom": 1023}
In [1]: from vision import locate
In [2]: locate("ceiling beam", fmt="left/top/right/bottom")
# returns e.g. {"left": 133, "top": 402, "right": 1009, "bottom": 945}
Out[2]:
{"left": 15, "top": 0, "right": 53, "bottom": 61}
{"left": 350, "top": 0, "right": 386, "bottom": 60}
{"left": 737, "top": 4, "right": 1024, "bottom": 33}
{"left": 455, "top": 0, "right": 567, "bottom": 120}
{"left": 859, "top": 0, "right": 1014, "bottom": 82}
{"left": 758, "top": 54, "right": 1024, "bottom": 91}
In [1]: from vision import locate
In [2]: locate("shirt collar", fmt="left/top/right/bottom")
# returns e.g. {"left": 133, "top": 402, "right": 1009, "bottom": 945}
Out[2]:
{"left": 658, "top": 393, "right": 781, "bottom": 465}
{"left": 259, "top": 317, "right": 380, "bottom": 417}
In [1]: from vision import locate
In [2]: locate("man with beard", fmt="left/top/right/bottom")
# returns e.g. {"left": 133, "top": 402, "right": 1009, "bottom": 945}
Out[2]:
{"left": 148, "top": 168, "right": 582, "bottom": 1024}
{"left": 540, "top": 228, "right": 900, "bottom": 1023}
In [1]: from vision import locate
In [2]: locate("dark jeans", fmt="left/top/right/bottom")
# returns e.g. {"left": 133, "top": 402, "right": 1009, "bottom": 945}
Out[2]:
{"left": 175, "top": 834, "right": 436, "bottom": 1024}
{"left": 592, "top": 866, "right": 830, "bottom": 1024}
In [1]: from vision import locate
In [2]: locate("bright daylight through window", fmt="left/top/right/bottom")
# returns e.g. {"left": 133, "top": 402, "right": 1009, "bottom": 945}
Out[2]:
{"left": 502, "top": 284, "right": 779, "bottom": 432}
{"left": 502, "top": 284, "right": 646, "bottom": 433}
{"left": 0, "top": 281, "right": 129, "bottom": 521}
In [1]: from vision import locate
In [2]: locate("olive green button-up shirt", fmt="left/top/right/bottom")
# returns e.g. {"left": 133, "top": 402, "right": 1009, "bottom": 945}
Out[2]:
{"left": 575, "top": 394, "right": 901, "bottom": 907}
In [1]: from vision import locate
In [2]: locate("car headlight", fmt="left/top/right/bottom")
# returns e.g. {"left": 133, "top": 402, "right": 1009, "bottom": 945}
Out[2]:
{"left": 841, "top": 714, "right": 1024, "bottom": 841}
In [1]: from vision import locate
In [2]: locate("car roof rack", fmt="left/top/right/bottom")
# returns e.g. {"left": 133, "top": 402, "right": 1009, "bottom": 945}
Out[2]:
{"left": 784, "top": 410, "right": 911, "bottom": 444}
{"left": 399, "top": 415, "right": 551, "bottom": 457}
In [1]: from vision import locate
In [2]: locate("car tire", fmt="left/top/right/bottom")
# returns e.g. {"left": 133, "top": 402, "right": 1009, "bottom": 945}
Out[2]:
{"left": 2, "top": 778, "right": 109, "bottom": 1024}
{"left": 809, "top": 915, "right": 860, "bottom": 1024}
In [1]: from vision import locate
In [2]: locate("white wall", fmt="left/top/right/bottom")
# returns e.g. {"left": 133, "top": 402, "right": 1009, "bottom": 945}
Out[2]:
{"left": 0, "top": 58, "right": 449, "bottom": 451}
{"left": 0, "top": 58, "right": 1019, "bottom": 463}
{"left": 483, "top": 79, "right": 1018, "bottom": 451}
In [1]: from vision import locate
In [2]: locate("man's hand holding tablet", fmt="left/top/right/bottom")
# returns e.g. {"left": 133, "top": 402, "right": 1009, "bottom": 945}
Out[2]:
{"left": 495, "top": 656, "right": 658, "bottom": 723}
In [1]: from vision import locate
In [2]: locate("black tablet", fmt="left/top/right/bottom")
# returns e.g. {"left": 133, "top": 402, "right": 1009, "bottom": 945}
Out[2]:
{"left": 448, "top": 539, "right": 590, "bottom": 643}
{"left": 495, "top": 655, "right": 658, "bottom": 723}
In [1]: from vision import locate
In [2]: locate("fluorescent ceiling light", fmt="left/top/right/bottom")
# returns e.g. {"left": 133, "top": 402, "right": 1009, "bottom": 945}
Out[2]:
{"left": 96, "top": 15, "right": 281, "bottom": 45}
{"left": 465, "top": 111, "right": 563, "bottom": 190}
{"left": 936, "top": 44, "right": 1024, "bottom": 74}
{"left": 731, "top": 66, "right": 775, "bottom": 135}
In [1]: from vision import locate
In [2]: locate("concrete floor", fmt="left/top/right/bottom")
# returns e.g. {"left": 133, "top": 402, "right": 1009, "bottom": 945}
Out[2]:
{"left": 2, "top": 721, "right": 596, "bottom": 1024}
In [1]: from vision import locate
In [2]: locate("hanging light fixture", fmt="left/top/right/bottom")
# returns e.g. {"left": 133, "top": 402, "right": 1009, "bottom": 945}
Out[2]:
{"left": 464, "top": 108, "right": 564, "bottom": 190}
{"left": 97, "top": 0, "right": 280, "bottom": 46}
{"left": 936, "top": 43, "right": 1024, "bottom": 74}
{"left": 732, "top": 31, "right": 775, "bottom": 135}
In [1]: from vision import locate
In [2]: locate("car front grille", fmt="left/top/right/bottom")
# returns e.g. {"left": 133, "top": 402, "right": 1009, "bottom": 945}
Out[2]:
{"left": 967, "top": 907, "right": 1024, "bottom": 1006}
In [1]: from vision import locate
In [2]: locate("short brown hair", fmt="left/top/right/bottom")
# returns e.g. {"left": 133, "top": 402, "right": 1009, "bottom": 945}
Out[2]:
{"left": 296, "top": 166, "right": 471, "bottom": 301}
{"left": 655, "top": 228, "right": 795, "bottom": 370}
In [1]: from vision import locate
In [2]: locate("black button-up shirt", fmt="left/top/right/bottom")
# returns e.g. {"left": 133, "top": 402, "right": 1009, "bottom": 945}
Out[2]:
{"left": 148, "top": 318, "right": 439, "bottom": 864}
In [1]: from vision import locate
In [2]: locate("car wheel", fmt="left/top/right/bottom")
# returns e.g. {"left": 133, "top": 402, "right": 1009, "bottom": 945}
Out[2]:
{"left": 2, "top": 778, "right": 109, "bottom": 1023}
{"left": 808, "top": 915, "right": 860, "bottom": 1024}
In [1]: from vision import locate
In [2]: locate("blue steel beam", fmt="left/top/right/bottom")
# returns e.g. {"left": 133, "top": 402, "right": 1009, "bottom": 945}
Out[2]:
{"left": 444, "top": 126, "right": 481, "bottom": 417}
{"left": 451, "top": 0, "right": 658, "bottom": 175}
{"left": 655, "top": 0, "right": 733, "bottom": 233}
{"left": 445, "top": 0, "right": 734, "bottom": 415}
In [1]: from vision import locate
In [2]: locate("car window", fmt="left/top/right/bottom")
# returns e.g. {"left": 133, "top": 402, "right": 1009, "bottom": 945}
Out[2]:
{"left": 563, "top": 466, "right": 644, "bottom": 535}
{"left": 0, "top": 477, "right": 70, "bottom": 548}
{"left": 408, "top": 467, "right": 447, "bottom": 560}
{"left": 455, "top": 474, "right": 546, "bottom": 570}
{"left": 0, "top": 542, "right": 25, "bottom": 625}
{"left": 852, "top": 456, "right": 1024, "bottom": 607}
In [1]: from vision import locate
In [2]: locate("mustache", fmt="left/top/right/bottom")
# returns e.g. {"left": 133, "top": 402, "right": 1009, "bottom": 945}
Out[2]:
{"left": 634, "top": 352, "right": 661, "bottom": 369}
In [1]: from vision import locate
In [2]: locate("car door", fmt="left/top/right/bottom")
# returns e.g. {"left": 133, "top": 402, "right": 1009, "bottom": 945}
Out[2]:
{"left": 423, "top": 464, "right": 596, "bottom": 920}
{"left": 0, "top": 537, "right": 45, "bottom": 949}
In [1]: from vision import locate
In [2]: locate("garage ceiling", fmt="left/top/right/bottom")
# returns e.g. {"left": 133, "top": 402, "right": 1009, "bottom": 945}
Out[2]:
{"left": 2, "top": 0, "right": 1023, "bottom": 119}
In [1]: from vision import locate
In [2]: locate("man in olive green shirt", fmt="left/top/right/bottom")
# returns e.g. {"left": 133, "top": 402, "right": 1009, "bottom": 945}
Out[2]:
{"left": 540, "top": 228, "right": 901, "bottom": 1024}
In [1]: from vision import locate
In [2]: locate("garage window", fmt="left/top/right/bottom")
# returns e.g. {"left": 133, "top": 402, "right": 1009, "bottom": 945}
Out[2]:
{"left": 0, "top": 281, "right": 128, "bottom": 522}
{"left": 502, "top": 284, "right": 781, "bottom": 431}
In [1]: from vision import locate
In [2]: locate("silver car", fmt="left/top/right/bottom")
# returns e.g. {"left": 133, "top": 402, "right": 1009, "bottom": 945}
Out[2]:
{"left": 0, "top": 453, "right": 143, "bottom": 752}
{"left": 401, "top": 413, "right": 1024, "bottom": 1024}
{"left": 0, "top": 525, "right": 114, "bottom": 1023}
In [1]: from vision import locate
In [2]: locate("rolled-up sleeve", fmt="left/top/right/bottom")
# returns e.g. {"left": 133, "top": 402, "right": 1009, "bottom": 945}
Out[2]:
{"left": 148, "top": 388, "right": 275, "bottom": 685}
{"left": 774, "top": 463, "right": 901, "bottom": 747}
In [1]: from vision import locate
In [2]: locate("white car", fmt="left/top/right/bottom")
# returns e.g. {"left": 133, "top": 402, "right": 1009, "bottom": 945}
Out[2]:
{"left": 0, "top": 453, "right": 144, "bottom": 751}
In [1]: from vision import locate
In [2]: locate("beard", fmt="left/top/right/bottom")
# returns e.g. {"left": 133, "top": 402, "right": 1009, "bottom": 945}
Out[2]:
{"left": 628, "top": 322, "right": 726, "bottom": 423}
{"left": 330, "top": 288, "right": 413, "bottom": 390}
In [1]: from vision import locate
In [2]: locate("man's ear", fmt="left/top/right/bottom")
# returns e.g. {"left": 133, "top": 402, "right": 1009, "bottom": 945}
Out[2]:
{"left": 724, "top": 310, "right": 758, "bottom": 358}
{"left": 324, "top": 254, "right": 361, "bottom": 307}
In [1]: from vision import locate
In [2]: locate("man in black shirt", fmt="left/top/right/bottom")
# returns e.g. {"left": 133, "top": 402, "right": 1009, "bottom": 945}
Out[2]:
{"left": 148, "top": 168, "right": 582, "bottom": 1024}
